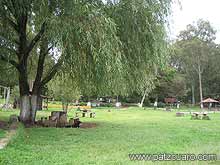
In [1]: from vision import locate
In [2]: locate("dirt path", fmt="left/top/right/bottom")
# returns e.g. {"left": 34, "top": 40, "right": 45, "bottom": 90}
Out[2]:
{"left": 80, "top": 122, "right": 97, "bottom": 128}
{"left": 0, "top": 122, "right": 18, "bottom": 150}
{"left": 0, "top": 129, "right": 16, "bottom": 149}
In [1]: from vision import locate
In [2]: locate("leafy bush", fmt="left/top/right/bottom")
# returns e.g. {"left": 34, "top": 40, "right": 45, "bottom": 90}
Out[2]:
{"left": 157, "top": 102, "right": 166, "bottom": 108}
{"left": 79, "top": 102, "right": 87, "bottom": 106}
{"left": 100, "top": 103, "right": 114, "bottom": 107}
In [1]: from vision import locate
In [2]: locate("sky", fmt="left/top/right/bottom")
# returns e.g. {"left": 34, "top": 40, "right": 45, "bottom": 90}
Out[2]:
{"left": 169, "top": 0, "right": 220, "bottom": 43}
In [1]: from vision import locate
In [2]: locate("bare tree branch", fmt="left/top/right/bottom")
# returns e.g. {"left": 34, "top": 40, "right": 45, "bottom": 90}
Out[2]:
{"left": 5, "top": 16, "right": 19, "bottom": 32}
{"left": 0, "top": 54, "right": 19, "bottom": 69}
{"left": 0, "top": 34, "right": 19, "bottom": 47}
{"left": 0, "top": 45, "right": 17, "bottom": 55}
{"left": 41, "top": 58, "right": 63, "bottom": 86}
{"left": 32, "top": 45, "right": 53, "bottom": 93}
{"left": 26, "top": 21, "right": 46, "bottom": 56}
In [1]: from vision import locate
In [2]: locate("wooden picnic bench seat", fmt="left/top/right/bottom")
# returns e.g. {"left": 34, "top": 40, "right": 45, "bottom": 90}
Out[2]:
{"left": 176, "top": 112, "right": 184, "bottom": 117}
{"left": 191, "top": 112, "right": 210, "bottom": 120}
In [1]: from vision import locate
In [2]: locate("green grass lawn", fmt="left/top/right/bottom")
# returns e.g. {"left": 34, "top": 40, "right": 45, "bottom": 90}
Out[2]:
{"left": 0, "top": 107, "right": 220, "bottom": 164}
{"left": 0, "top": 99, "right": 4, "bottom": 104}
{"left": 0, "top": 129, "right": 5, "bottom": 139}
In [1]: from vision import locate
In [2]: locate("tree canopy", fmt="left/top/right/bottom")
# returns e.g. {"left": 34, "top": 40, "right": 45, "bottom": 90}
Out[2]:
{"left": 0, "top": 0, "right": 172, "bottom": 123}
{"left": 170, "top": 19, "right": 220, "bottom": 105}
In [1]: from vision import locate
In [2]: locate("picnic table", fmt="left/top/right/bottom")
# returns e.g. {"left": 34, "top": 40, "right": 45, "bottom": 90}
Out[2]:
{"left": 75, "top": 110, "right": 96, "bottom": 118}
{"left": 191, "top": 112, "right": 210, "bottom": 120}
{"left": 176, "top": 112, "right": 185, "bottom": 117}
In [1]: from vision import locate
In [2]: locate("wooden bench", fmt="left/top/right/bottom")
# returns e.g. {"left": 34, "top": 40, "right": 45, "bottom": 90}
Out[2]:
{"left": 76, "top": 111, "right": 95, "bottom": 118}
{"left": 89, "top": 112, "right": 96, "bottom": 118}
{"left": 191, "top": 112, "right": 210, "bottom": 120}
{"left": 176, "top": 112, "right": 184, "bottom": 117}
{"left": 67, "top": 118, "right": 82, "bottom": 128}
{"left": 202, "top": 113, "right": 210, "bottom": 120}
{"left": 165, "top": 107, "right": 171, "bottom": 112}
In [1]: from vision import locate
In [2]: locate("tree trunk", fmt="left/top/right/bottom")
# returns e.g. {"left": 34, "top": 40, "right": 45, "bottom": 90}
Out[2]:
{"left": 19, "top": 95, "right": 31, "bottom": 123}
{"left": 198, "top": 64, "right": 203, "bottom": 109}
{"left": 65, "top": 103, "right": 69, "bottom": 112}
{"left": 20, "top": 94, "right": 42, "bottom": 123}
{"left": 30, "top": 36, "right": 48, "bottom": 122}
{"left": 18, "top": 62, "right": 32, "bottom": 123}
{"left": 37, "top": 96, "right": 43, "bottom": 110}
{"left": 3, "top": 87, "right": 11, "bottom": 109}
{"left": 191, "top": 84, "right": 195, "bottom": 106}
{"left": 62, "top": 102, "right": 69, "bottom": 112}
{"left": 140, "top": 89, "right": 147, "bottom": 108}
{"left": 3, "top": 9, "right": 47, "bottom": 124}
{"left": 3, "top": 87, "right": 6, "bottom": 102}
{"left": 30, "top": 95, "right": 38, "bottom": 123}
{"left": 62, "top": 102, "right": 65, "bottom": 111}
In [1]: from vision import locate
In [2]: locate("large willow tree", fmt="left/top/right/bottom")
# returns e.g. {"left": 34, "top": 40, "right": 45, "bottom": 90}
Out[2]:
{"left": 104, "top": 0, "right": 172, "bottom": 102}
{"left": 0, "top": 0, "right": 172, "bottom": 124}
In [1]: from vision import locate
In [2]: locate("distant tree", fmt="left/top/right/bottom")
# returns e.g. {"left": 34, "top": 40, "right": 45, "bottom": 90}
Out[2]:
{"left": 173, "top": 19, "right": 216, "bottom": 108}
{"left": 0, "top": 61, "right": 17, "bottom": 87}
{"left": 151, "top": 67, "right": 187, "bottom": 102}
{"left": 138, "top": 74, "right": 156, "bottom": 107}
{"left": 48, "top": 75, "right": 80, "bottom": 112}
{"left": 0, "top": 61, "right": 18, "bottom": 108}
{"left": 202, "top": 44, "right": 220, "bottom": 98}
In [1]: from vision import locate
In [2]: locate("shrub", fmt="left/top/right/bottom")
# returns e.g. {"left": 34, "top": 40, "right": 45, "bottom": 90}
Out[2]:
{"left": 157, "top": 102, "right": 166, "bottom": 108}
{"left": 79, "top": 102, "right": 87, "bottom": 106}
{"left": 100, "top": 103, "right": 114, "bottom": 107}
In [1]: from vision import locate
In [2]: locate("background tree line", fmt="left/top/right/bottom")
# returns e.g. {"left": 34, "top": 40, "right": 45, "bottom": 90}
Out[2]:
{"left": 155, "top": 19, "right": 220, "bottom": 106}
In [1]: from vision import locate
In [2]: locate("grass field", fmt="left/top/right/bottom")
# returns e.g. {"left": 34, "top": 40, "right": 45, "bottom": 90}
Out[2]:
{"left": 0, "top": 107, "right": 220, "bottom": 165}
{"left": 0, "top": 130, "right": 5, "bottom": 139}
{"left": 0, "top": 99, "right": 5, "bottom": 104}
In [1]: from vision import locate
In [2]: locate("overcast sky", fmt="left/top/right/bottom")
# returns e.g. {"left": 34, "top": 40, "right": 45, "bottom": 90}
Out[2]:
{"left": 169, "top": 0, "right": 220, "bottom": 43}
